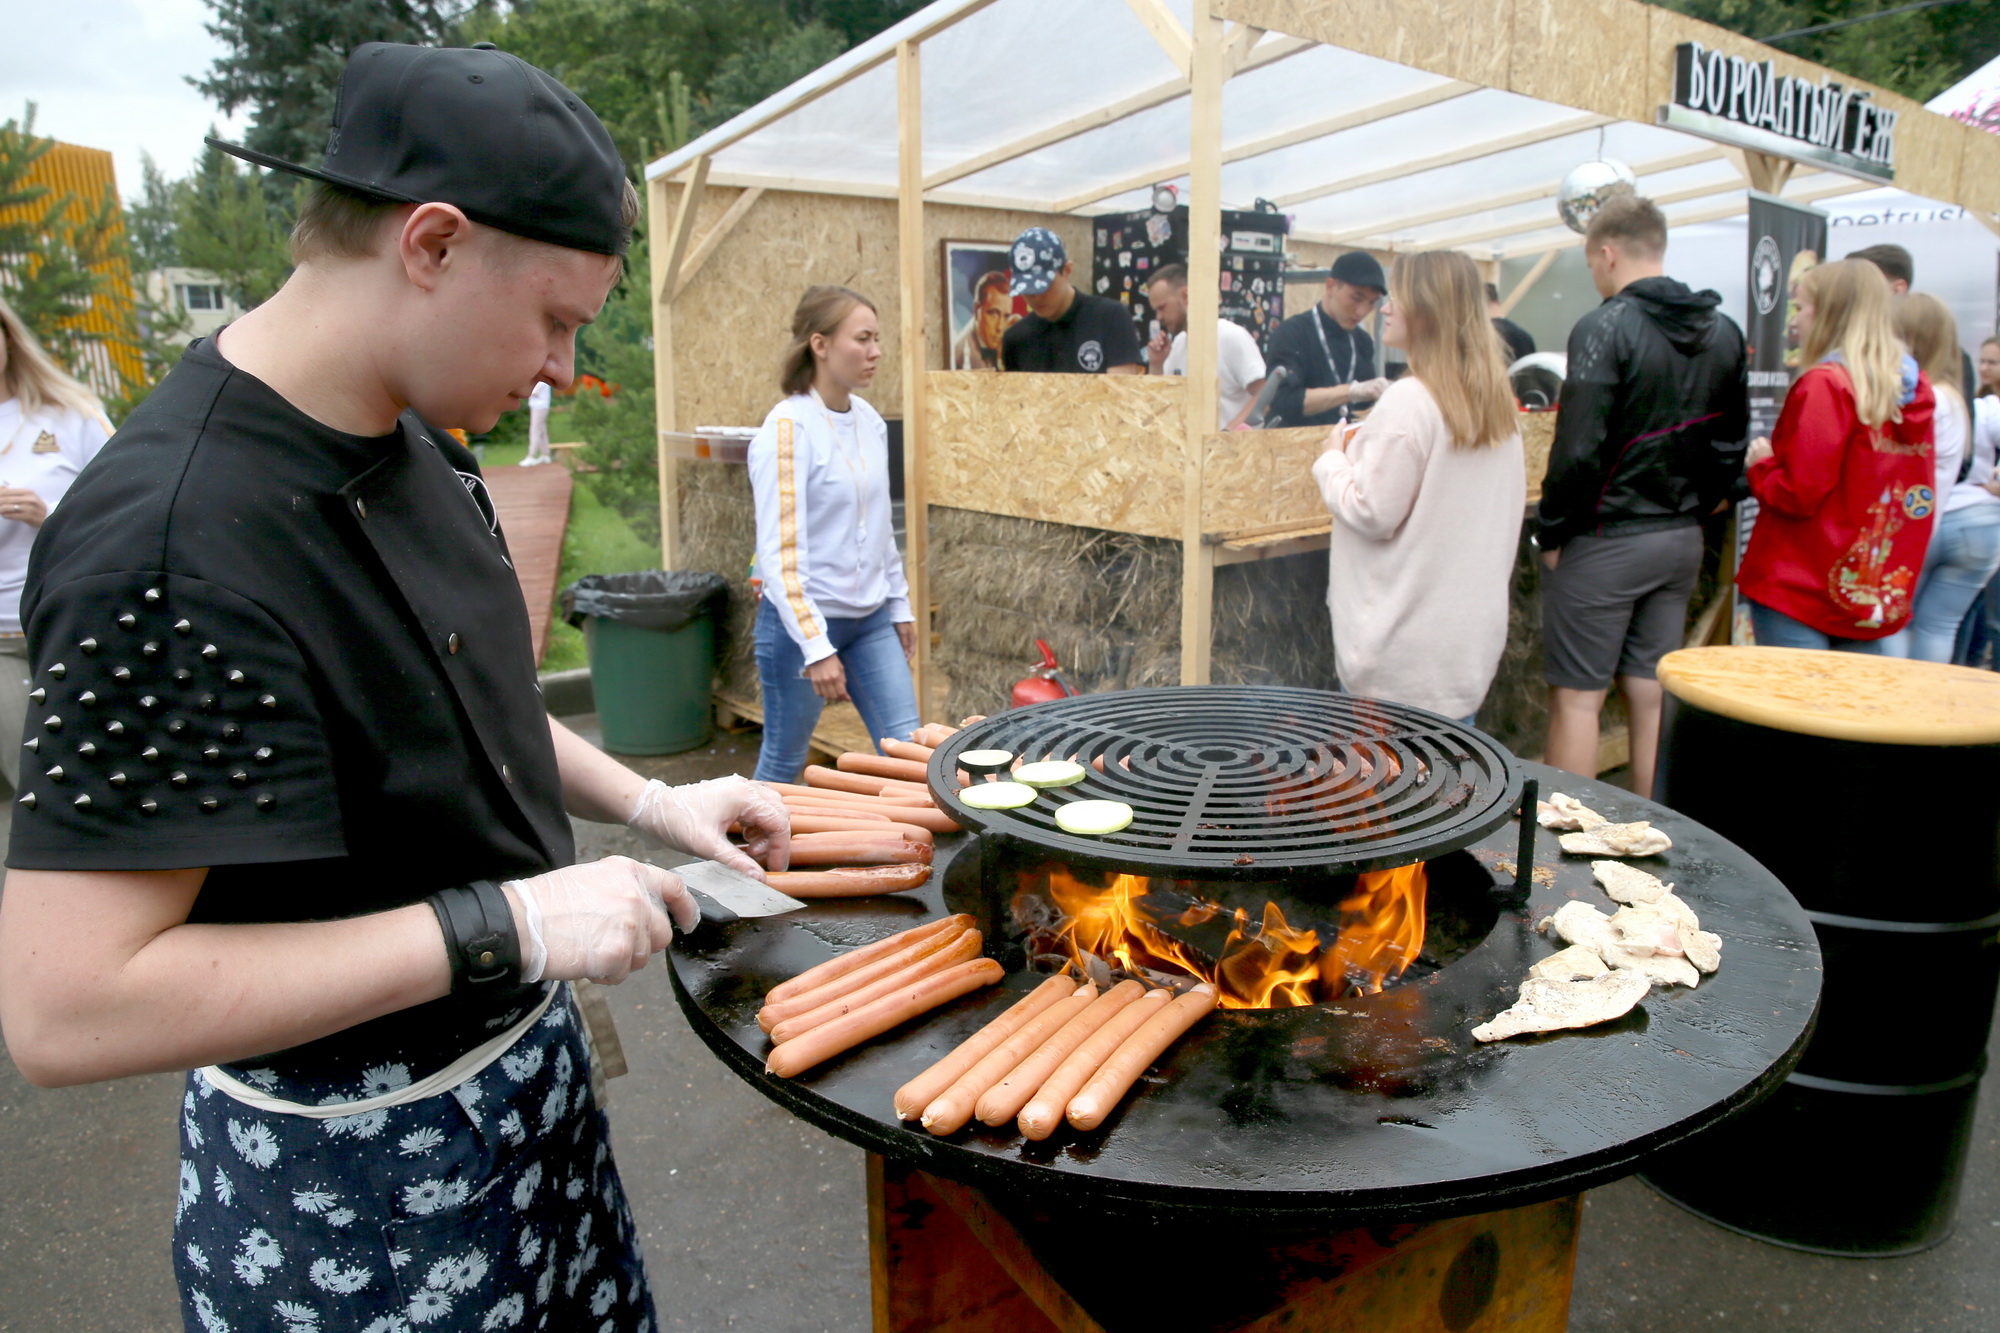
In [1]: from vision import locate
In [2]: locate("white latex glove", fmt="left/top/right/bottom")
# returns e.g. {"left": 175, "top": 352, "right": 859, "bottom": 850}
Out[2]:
{"left": 503, "top": 856, "right": 696, "bottom": 984}
{"left": 628, "top": 776, "right": 792, "bottom": 878}
{"left": 1354, "top": 377, "right": 1393, "bottom": 403}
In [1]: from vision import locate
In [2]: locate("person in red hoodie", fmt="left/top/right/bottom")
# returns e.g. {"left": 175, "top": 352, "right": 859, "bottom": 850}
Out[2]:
{"left": 1737, "top": 259, "right": 1936, "bottom": 650}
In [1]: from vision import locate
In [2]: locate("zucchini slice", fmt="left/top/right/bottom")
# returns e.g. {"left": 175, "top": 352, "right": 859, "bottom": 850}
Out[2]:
{"left": 959, "top": 781, "right": 1037, "bottom": 810}
{"left": 1015, "top": 759, "right": 1087, "bottom": 788}
{"left": 1054, "top": 800, "right": 1135, "bottom": 835}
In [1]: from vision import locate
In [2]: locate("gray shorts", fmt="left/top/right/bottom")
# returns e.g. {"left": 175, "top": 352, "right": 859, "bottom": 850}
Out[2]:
{"left": 1542, "top": 526, "right": 1702, "bottom": 690}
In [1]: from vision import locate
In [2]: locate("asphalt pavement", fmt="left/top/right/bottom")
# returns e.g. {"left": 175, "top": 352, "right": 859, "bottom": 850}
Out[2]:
{"left": 2, "top": 722, "right": 1995, "bottom": 1331}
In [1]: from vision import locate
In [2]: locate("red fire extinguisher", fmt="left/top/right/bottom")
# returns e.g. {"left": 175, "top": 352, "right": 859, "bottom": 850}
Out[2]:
{"left": 1011, "top": 640, "right": 1077, "bottom": 708}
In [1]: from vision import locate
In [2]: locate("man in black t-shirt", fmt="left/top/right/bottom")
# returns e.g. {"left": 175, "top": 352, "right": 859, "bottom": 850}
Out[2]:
{"left": 1263, "top": 249, "right": 1391, "bottom": 427}
{"left": 999, "top": 227, "right": 1144, "bottom": 374}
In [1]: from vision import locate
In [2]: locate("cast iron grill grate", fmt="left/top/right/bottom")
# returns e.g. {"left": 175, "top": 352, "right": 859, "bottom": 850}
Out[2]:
{"left": 930, "top": 686, "right": 1523, "bottom": 880}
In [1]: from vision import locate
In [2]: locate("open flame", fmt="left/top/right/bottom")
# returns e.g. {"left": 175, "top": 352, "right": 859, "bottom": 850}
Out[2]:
{"left": 1036, "top": 862, "right": 1428, "bottom": 1009}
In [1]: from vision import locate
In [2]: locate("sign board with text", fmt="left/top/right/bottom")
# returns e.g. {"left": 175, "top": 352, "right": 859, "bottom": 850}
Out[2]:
{"left": 1662, "top": 41, "right": 1898, "bottom": 183}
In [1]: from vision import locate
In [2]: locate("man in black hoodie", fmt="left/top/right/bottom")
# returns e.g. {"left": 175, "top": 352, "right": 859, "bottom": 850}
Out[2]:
{"left": 1536, "top": 196, "right": 1748, "bottom": 797}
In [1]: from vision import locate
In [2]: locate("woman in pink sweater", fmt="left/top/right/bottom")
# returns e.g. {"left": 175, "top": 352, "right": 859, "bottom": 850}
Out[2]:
{"left": 1313, "top": 250, "right": 1526, "bottom": 722}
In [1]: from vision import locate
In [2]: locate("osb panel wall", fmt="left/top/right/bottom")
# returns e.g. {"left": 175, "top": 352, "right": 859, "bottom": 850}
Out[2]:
{"left": 661, "top": 184, "right": 1090, "bottom": 431}
{"left": 1202, "top": 427, "right": 1330, "bottom": 533}
{"left": 1523, "top": 410, "right": 1556, "bottom": 503}
{"left": 1219, "top": 0, "right": 1981, "bottom": 213}
{"left": 1508, "top": 0, "right": 1650, "bottom": 125}
{"left": 1220, "top": 0, "right": 1507, "bottom": 89}
{"left": 928, "top": 371, "right": 1188, "bottom": 538}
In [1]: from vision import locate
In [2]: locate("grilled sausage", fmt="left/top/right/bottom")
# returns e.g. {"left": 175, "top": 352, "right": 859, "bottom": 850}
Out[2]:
{"left": 1016, "top": 988, "right": 1172, "bottom": 1141}
{"left": 781, "top": 815, "right": 934, "bottom": 844}
{"left": 768, "top": 930, "right": 984, "bottom": 1044}
{"left": 1064, "top": 985, "right": 1219, "bottom": 1131}
{"left": 765, "top": 864, "right": 932, "bottom": 898}
{"left": 759, "top": 922, "right": 970, "bottom": 1032}
{"left": 783, "top": 835, "right": 933, "bottom": 868}
{"left": 836, "top": 752, "right": 932, "bottom": 784}
{"left": 765, "top": 914, "right": 972, "bottom": 1007}
{"left": 892, "top": 974, "right": 1076, "bottom": 1120}
{"left": 919, "top": 985, "right": 1099, "bottom": 1136}
{"left": 766, "top": 958, "right": 1004, "bottom": 1079}
{"left": 974, "top": 980, "right": 1146, "bottom": 1127}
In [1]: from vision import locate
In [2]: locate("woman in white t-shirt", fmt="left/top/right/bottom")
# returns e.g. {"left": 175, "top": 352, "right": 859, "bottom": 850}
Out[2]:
{"left": 1895, "top": 295, "right": 1998, "bottom": 662}
{"left": 0, "top": 296, "right": 113, "bottom": 787}
{"left": 1312, "top": 251, "right": 1524, "bottom": 722}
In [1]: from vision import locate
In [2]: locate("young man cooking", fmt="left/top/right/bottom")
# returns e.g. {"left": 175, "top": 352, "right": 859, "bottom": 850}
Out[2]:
{"left": 999, "top": 227, "right": 1144, "bottom": 374}
{"left": 0, "top": 42, "right": 789, "bottom": 1332}
{"left": 1262, "top": 250, "right": 1394, "bottom": 428}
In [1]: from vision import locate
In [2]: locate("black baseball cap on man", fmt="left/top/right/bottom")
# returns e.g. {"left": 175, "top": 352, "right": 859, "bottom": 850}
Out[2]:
{"left": 207, "top": 42, "right": 629, "bottom": 256}
{"left": 1330, "top": 250, "right": 1387, "bottom": 294}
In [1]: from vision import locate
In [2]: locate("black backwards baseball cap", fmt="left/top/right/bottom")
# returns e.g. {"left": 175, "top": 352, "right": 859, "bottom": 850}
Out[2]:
{"left": 206, "top": 42, "right": 629, "bottom": 256}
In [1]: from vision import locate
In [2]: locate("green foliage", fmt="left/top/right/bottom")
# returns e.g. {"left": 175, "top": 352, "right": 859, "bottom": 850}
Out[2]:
{"left": 170, "top": 140, "right": 298, "bottom": 310}
{"left": 460, "top": 0, "right": 794, "bottom": 164}
{"left": 569, "top": 229, "right": 661, "bottom": 547}
{"left": 695, "top": 21, "right": 848, "bottom": 133}
{"left": 126, "top": 155, "right": 182, "bottom": 273}
{"left": 1654, "top": 0, "right": 2000, "bottom": 104}
{"left": 796, "top": 0, "right": 927, "bottom": 46}
{"left": 194, "top": 0, "right": 472, "bottom": 167}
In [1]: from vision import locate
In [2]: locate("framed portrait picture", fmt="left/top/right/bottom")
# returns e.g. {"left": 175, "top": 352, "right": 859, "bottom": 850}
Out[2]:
{"left": 942, "top": 241, "right": 1023, "bottom": 371}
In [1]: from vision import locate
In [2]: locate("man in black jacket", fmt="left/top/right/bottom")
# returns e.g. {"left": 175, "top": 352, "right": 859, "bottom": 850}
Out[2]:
{"left": 1537, "top": 196, "right": 1748, "bottom": 797}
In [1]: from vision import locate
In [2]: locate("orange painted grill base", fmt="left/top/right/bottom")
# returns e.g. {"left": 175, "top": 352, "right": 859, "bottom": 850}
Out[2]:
{"left": 866, "top": 1156, "right": 1579, "bottom": 1333}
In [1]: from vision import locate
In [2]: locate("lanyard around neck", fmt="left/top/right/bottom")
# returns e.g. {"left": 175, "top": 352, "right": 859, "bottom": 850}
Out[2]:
{"left": 1312, "top": 306, "right": 1359, "bottom": 386}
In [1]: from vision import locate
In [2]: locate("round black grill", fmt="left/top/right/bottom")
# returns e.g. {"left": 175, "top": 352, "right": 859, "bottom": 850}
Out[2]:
{"left": 930, "top": 686, "right": 1522, "bottom": 879}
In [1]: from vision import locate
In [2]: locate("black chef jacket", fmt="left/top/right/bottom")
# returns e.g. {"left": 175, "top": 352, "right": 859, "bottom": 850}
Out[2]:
{"left": 7, "top": 337, "right": 571, "bottom": 1076}
{"left": 1264, "top": 305, "right": 1378, "bottom": 428}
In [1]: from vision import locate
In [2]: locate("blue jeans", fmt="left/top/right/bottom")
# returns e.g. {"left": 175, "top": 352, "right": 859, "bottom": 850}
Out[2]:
{"left": 1745, "top": 598, "right": 1898, "bottom": 655}
{"left": 753, "top": 597, "right": 920, "bottom": 782}
{"left": 1902, "top": 506, "right": 2000, "bottom": 663}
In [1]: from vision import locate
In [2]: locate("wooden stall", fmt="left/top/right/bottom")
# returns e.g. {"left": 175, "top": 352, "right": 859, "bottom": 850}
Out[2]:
{"left": 646, "top": 0, "right": 1998, "bottom": 751}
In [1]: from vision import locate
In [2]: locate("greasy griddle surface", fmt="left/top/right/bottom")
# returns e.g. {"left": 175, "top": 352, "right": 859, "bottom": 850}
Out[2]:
{"left": 667, "top": 764, "right": 1819, "bottom": 1224}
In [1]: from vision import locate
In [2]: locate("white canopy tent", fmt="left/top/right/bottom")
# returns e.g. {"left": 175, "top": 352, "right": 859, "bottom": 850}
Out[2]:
{"left": 644, "top": 0, "right": 2000, "bottom": 700}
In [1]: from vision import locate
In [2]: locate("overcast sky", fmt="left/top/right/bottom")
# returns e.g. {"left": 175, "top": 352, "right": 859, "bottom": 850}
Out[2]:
{"left": 2, "top": 0, "right": 250, "bottom": 201}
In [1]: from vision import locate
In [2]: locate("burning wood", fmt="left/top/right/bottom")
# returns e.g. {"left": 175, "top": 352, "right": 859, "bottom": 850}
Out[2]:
{"left": 1016, "top": 861, "right": 1428, "bottom": 1008}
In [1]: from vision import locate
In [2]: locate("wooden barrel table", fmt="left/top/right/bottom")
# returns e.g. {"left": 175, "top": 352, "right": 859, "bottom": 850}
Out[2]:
{"left": 1642, "top": 646, "right": 2000, "bottom": 1255}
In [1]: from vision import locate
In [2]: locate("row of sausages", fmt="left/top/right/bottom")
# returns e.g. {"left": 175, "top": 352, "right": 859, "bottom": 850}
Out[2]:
{"left": 895, "top": 971, "right": 1217, "bottom": 1139}
{"left": 751, "top": 722, "right": 978, "bottom": 898}
{"left": 760, "top": 915, "right": 1001, "bottom": 1077}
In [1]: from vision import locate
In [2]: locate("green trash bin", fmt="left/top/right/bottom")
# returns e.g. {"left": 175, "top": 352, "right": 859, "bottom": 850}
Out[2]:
{"left": 562, "top": 570, "right": 727, "bottom": 756}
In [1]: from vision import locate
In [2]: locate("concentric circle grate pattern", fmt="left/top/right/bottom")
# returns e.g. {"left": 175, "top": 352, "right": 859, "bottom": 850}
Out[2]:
{"left": 930, "top": 687, "right": 1523, "bottom": 879}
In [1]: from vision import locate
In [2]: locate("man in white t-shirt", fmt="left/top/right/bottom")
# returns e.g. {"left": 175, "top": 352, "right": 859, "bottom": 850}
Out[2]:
{"left": 1144, "top": 264, "right": 1267, "bottom": 429}
{"left": 521, "top": 379, "right": 553, "bottom": 464}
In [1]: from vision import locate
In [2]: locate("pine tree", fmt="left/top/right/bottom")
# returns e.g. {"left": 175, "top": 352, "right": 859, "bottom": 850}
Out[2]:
{"left": 0, "top": 106, "right": 130, "bottom": 375}
{"left": 171, "top": 139, "right": 295, "bottom": 311}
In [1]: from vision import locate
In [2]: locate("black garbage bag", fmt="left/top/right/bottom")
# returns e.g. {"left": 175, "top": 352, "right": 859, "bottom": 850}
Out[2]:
{"left": 561, "top": 570, "right": 728, "bottom": 634}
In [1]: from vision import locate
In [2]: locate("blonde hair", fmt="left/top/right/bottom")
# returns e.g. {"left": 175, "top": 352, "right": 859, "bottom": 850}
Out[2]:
{"left": 780, "top": 285, "right": 875, "bottom": 397}
{"left": 1895, "top": 292, "right": 1964, "bottom": 412}
{"left": 1389, "top": 250, "right": 1516, "bottom": 449}
{"left": 1798, "top": 260, "right": 1905, "bottom": 428}
{"left": 0, "top": 293, "right": 107, "bottom": 424}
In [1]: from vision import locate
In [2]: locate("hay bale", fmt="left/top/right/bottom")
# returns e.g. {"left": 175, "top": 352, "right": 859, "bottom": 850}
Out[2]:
{"left": 678, "top": 464, "right": 760, "bottom": 702}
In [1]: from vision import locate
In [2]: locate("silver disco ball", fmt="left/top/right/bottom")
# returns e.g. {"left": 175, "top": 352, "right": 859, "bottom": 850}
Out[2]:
{"left": 1557, "top": 160, "right": 1638, "bottom": 234}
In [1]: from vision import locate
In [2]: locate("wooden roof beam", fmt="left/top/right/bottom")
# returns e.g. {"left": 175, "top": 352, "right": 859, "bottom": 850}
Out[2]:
{"left": 1320, "top": 147, "right": 1726, "bottom": 246}
{"left": 1486, "top": 176, "right": 1874, "bottom": 260}
{"left": 1051, "top": 79, "right": 1478, "bottom": 214}
{"left": 921, "top": 31, "right": 1312, "bottom": 193}
{"left": 1271, "top": 113, "right": 1613, "bottom": 210}
{"left": 1123, "top": 0, "right": 1192, "bottom": 79}
{"left": 1421, "top": 175, "right": 1773, "bottom": 252}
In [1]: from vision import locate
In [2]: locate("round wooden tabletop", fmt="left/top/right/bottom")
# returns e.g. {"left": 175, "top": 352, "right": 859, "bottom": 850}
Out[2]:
{"left": 1657, "top": 646, "right": 2000, "bottom": 746}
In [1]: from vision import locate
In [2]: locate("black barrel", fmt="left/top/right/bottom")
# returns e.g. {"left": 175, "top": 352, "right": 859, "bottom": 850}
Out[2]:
{"left": 1640, "top": 646, "right": 2000, "bottom": 1256}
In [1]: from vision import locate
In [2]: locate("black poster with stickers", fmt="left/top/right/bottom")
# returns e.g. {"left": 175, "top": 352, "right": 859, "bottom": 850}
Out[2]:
{"left": 1091, "top": 206, "right": 1290, "bottom": 358}
{"left": 1734, "top": 191, "right": 1829, "bottom": 643}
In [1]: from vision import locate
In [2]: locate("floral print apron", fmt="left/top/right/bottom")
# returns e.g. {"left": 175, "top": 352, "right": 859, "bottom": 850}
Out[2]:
{"left": 172, "top": 985, "right": 655, "bottom": 1332}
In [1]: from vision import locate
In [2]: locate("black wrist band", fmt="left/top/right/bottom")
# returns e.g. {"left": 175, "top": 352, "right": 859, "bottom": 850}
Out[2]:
{"left": 428, "top": 880, "right": 522, "bottom": 992}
